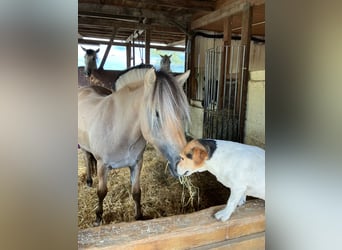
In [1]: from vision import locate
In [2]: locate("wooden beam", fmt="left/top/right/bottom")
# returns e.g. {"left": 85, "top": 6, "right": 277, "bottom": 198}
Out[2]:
{"left": 191, "top": 0, "right": 264, "bottom": 30}
{"left": 218, "top": 17, "right": 233, "bottom": 110}
{"left": 98, "top": 27, "right": 117, "bottom": 69}
{"left": 78, "top": 0, "right": 215, "bottom": 12}
{"left": 189, "top": 35, "right": 196, "bottom": 99}
{"left": 126, "top": 42, "right": 131, "bottom": 68}
{"left": 126, "top": 29, "right": 144, "bottom": 43}
{"left": 78, "top": 200, "right": 265, "bottom": 249}
{"left": 79, "top": 38, "right": 185, "bottom": 52}
{"left": 237, "top": 5, "right": 253, "bottom": 142}
{"left": 145, "top": 27, "right": 151, "bottom": 64}
{"left": 79, "top": 3, "right": 190, "bottom": 25}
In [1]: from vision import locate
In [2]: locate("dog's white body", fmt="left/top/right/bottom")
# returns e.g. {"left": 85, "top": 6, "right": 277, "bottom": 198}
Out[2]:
{"left": 177, "top": 139, "right": 265, "bottom": 221}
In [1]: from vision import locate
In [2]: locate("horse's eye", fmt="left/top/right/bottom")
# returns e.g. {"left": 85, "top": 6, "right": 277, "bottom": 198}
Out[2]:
{"left": 155, "top": 111, "right": 159, "bottom": 118}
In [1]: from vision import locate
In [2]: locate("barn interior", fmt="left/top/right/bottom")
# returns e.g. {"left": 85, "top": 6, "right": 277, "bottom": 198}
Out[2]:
{"left": 78, "top": 0, "right": 265, "bottom": 249}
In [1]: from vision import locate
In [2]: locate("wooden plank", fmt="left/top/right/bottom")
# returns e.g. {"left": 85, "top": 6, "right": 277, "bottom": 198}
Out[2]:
{"left": 191, "top": 0, "right": 264, "bottom": 30}
{"left": 193, "top": 232, "right": 265, "bottom": 250}
{"left": 78, "top": 199, "right": 265, "bottom": 249}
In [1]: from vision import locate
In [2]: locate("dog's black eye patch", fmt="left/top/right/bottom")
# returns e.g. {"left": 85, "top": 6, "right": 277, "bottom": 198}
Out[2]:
{"left": 186, "top": 153, "right": 192, "bottom": 159}
{"left": 198, "top": 139, "right": 217, "bottom": 159}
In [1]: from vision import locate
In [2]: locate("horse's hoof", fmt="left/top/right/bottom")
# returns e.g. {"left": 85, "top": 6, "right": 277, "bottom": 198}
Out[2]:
{"left": 86, "top": 178, "right": 93, "bottom": 187}
{"left": 134, "top": 214, "right": 143, "bottom": 220}
{"left": 93, "top": 219, "right": 102, "bottom": 227}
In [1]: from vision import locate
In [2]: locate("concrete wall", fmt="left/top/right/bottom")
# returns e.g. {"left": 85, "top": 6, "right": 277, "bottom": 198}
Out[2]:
{"left": 244, "top": 70, "right": 265, "bottom": 148}
{"left": 187, "top": 100, "right": 204, "bottom": 139}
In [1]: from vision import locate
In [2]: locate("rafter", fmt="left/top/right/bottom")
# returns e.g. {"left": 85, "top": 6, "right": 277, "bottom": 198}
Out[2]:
{"left": 78, "top": 0, "right": 215, "bottom": 12}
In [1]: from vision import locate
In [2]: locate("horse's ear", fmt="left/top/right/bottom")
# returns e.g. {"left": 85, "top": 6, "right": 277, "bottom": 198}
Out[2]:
{"left": 144, "top": 68, "right": 156, "bottom": 87}
{"left": 81, "top": 46, "right": 87, "bottom": 52}
{"left": 175, "top": 70, "right": 190, "bottom": 87}
{"left": 160, "top": 55, "right": 163, "bottom": 58}
{"left": 95, "top": 48, "right": 100, "bottom": 53}
{"left": 169, "top": 55, "right": 172, "bottom": 58}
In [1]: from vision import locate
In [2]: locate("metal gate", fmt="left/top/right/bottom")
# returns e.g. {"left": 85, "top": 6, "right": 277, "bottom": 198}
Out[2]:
{"left": 202, "top": 45, "right": 247, "bottom": 141}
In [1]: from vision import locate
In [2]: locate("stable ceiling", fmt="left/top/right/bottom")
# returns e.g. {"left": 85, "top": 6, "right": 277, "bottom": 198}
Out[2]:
{"left": 78, "top": 0, "right": 265, "bottom": 46}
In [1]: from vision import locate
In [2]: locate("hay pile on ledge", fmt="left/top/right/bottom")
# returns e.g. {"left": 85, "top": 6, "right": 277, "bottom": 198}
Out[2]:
{"left": 78, "top": 144, "right": 229, "bottom": 229}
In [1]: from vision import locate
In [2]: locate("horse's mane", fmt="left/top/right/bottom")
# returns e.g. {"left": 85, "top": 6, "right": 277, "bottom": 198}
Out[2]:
{"left": 148, "top": 71, "right": 190, "bottom": 134}
{"left": 113, "top": 64, "right": 153, "bottom": 91}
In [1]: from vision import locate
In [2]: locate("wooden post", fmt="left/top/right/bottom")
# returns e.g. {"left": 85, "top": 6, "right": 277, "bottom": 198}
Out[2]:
{"left": 189, "top": 35, "right": 196, "bottom": 100}
{"left": 218, "top": 17, "right": 232, "bottom": 110}
{"left": 126, "top": 42, "right": 131, "bottom": 68}
{"left": 237, "top": 4, "right": 253, "bottom": 142}
{"left": 98, "top": 26, "right": 117, "bottom": 70}
{"left": 145, "top": 27, "right": 151, "bottom": 65}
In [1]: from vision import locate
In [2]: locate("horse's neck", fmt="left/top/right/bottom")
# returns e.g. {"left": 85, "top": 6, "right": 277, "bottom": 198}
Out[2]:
{"left": 161, "top": 64, "right": 170, "bottom": 72}
{"left": 115, "top": 68, "right": 149, "bottom": 91}
{"left": 88, "top": 70, "right": 118, "bottom": 89}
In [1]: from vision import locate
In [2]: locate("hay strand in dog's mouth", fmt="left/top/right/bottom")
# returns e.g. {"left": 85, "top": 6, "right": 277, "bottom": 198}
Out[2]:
{"left": 178, "top": 175, "right": 200, "bottom": 211}
{"left": 164, "top": 162, "right": 200, "bottom": 211}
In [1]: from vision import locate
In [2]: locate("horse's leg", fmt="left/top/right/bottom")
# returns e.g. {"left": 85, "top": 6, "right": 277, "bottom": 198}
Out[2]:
{"left": 83, "top": 150, "right": 97, "bottom": 187}
{"left": 130, "top": 157, "right": 143, "bottom": 220}
{"left": 80, "top": 149, "right": 97, "bottom": 187}
{"left": 94, "top": 160, "right": 108, "bottom": 226}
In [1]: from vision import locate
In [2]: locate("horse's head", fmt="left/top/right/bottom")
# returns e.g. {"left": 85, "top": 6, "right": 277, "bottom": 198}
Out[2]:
{"left": 82, "top": 47, "right": 100, "bottom": 77}
{"left": 140, "top": 68, "right": 190, "bottom": 177}
{"left": 160, "top": 54, "right": 172, "bottom": 72}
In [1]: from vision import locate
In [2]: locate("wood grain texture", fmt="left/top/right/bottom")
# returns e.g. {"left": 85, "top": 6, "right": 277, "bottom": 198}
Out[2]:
{"left": 78, "top": 199, "right": 265, "bottom": 249}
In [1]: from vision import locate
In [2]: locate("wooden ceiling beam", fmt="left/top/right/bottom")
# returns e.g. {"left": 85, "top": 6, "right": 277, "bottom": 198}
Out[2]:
{"left": 78, "top": 38, "right": 186, "bottom": 51}
{"left": 191, "top": 0, "right": 264, "bottom": 30}
{"left": 79, "top": 3, "right": 190, "bottom": 24}
{"left": 78, "top": 0, "right": 215, "bottom": 12}
{"left": 78, "top": 16, "right": 181, "bottom": 32}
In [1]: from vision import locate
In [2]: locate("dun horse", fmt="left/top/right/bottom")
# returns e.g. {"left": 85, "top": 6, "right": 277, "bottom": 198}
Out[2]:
{"left": 160, "top": 54, "right": 172, "bottom": 72}
{"left": 78, "top": 67, "right": 190, "bottom": 226}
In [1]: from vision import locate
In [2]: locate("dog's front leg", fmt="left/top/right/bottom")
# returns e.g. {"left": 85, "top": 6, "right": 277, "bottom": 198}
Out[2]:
{"left": 215, "top": 188, "right": 246, "bottom": 222}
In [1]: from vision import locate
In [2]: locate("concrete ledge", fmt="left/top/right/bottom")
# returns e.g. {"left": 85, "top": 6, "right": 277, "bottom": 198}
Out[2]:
{"left": 249, "top": 70, "right": 265, "bottom": 81}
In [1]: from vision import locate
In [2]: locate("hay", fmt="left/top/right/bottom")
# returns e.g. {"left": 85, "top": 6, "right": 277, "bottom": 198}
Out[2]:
{"left": 78, "top": 144, "right": 229, "bottom": 229}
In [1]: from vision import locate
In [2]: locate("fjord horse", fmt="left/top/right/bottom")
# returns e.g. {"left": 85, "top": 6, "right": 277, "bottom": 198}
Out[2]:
{"left": 78, "top": 68, "right": 190, "bottom": 226}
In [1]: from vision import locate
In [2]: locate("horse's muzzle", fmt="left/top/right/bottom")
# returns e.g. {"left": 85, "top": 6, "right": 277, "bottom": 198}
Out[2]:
{"left": 167, "top": 160, "right": 180, "bottom": 178}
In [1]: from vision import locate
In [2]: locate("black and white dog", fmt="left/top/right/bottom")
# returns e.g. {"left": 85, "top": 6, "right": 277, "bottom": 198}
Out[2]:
{"left": 177, "top": 139, "right": 265, "bottom": 221}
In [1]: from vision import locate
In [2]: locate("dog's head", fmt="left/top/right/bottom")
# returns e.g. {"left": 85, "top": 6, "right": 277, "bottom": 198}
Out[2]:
{"left": 176, "top": 139, "right": 217, "bottom": 176}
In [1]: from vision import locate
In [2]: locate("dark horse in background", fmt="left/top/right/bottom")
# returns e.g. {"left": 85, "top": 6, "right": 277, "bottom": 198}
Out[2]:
{"left": 78, "top": 47, "right": 120, "bottom": 89}
{"left": 78, "top": 67, "right": 191, "bottom": 226}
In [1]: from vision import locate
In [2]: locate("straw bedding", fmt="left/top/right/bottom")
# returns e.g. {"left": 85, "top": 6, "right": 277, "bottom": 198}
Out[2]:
{"left": 78, "top": 144, "right": 229, "bottom": 229}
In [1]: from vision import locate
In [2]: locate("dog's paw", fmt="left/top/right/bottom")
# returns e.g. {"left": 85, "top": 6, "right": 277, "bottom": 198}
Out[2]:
{"left": 214, "top": 209, "right": 232, "bottom": 222}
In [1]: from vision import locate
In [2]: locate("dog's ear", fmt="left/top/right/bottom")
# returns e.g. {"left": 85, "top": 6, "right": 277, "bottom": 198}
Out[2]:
{"left": 192, "top": 147, "right": 208, "bottom": 167}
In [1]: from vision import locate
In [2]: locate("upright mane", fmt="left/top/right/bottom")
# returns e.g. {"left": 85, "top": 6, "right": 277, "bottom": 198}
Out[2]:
{"left": 148, "top": 71, "right": 190, "bottom": 135}
{"left": 113, "top": 64, "right": 153, "bottom": 91}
